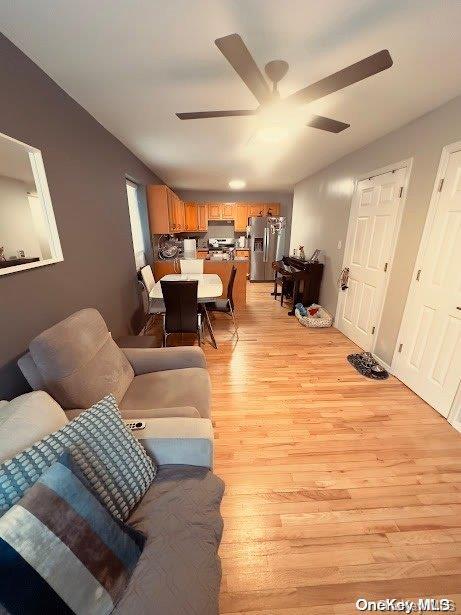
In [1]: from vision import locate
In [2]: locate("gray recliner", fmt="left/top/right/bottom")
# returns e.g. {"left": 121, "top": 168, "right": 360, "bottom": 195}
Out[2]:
{"left": 18, "top": 308, "right": 211, "bottom": 420}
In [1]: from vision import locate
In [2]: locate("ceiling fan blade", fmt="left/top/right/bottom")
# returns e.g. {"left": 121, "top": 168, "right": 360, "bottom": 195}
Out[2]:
{"left": 307, "top": 115, "right": 350, "bottom": 133}
{"left": 215, "top": 33, "right": 272, "bottom": 104}
{"left": 288, "top": 50, "right": 393, "bottom": 105}
{"left": 176, "top": 110, "right": 257, "bottom": 120}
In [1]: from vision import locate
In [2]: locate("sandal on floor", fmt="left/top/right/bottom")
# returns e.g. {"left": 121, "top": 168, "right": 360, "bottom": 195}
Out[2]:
{"left": 347, "top": 351, "right": 389, "bottom": 380}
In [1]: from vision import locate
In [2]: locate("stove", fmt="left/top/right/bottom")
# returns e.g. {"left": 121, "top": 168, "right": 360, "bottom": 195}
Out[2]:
{"left": 208, "top": 237, "right": 235, "bottom": 260}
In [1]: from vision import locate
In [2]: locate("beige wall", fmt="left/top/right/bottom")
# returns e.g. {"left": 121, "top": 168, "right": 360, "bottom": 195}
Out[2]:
{"left": 291, "top": 95, "right": 461, "bottom": 365}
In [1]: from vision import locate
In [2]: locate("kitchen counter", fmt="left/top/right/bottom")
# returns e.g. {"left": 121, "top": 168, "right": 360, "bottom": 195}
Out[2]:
{"left": 153, "top": 259, "right": 249, "bottom": 307}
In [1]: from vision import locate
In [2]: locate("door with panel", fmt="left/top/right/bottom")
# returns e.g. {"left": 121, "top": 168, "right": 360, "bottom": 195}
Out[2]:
{"left": 197, "top": 203, "right": 208, "bottom": 231}
{"left": 174, "top": 195, "right": 185, "bottom": 231}
{"left": 248, "top": 204, "right": 264, "bottom": 217}
{"left": 221, "top": 203, "right": 235, "bottom": 220}
{"left": 184, "top": 202, "right": 198, "bottom": 231}
{"left": 208, "top": 203, "right": 222, "bottom": 219}
{"left": 337, "top": 167, "right": 407, "bottom": 351}
{"left": 235, "top": 204, "right": 249, "bottom": 231}
{"left": 393, "top": 148, "right": 461, "bottom": 417}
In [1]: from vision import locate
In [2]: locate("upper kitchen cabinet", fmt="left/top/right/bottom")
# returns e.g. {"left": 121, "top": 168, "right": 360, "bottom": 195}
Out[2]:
{"left": 197, "top": 203, "right": 208, "bottom": 231}
{"left": 221, "top": 203, "right": 235, "bottom": 220}
{"left": 235, "top": 204, "right": 249, "bottom": 232}
{"left": 266, "top": 203, "right": 280, "bottom": 216}
{"left": 184, "top": 202, "right": 198, "bottom": 231}
{"left": 247, "top": 203, "right": 281, "bottom": 217}
{"left": 207, "top": 203, "right": 222, "bottom": 220}
{"left": 247, "top": 203, "right": 265, "bottom": 217}
{"left": 147, "top": 185, "right": 185, "bottom": 234}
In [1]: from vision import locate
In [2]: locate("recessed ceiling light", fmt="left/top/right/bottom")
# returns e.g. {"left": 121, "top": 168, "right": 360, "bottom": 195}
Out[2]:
{"left": 229, "top": 179, "right": 246, "bottom": 189}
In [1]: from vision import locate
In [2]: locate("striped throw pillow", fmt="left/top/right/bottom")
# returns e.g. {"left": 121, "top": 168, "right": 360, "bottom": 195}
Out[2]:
{"left": 0, "top": 395, "right": 156, "bottom": 520}
{"left": 0, "top": 451, "right": 145, "bottom": 615}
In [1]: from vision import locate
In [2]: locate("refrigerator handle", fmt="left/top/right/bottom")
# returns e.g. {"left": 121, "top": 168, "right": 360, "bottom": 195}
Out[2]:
{"left": 263, "top": 227, "right": 268, "bottom": 262}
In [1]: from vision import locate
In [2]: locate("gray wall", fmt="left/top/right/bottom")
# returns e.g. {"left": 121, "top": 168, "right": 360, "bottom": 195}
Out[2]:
{"left": 291, "top": 94, "right": 461, "bottom": 365}
{"left": 0, "top": 33, "right": 163, "bottom": 399}
{"left": 175, "top": 189, "right": 294, "bottom": 251}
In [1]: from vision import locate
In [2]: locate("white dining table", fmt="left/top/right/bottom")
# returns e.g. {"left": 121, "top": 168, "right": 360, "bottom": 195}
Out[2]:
{"left": 149, "top": 273, "right": 223, "bottom": 301}
{"left": 149, "top": 273, "right": 223, "bottom": 348}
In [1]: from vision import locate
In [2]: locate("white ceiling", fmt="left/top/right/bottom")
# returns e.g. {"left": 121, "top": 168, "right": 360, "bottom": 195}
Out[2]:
{"left": 2, "top": 0, "right": 461, "bottom": 191}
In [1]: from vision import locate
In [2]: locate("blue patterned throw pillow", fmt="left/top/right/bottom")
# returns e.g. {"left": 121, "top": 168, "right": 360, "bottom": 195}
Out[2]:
{"left": 0, "top": 395, "right": 156, "bottom": 520}
{"left": 0, "top": 450, "right": 145, "bottom": 615}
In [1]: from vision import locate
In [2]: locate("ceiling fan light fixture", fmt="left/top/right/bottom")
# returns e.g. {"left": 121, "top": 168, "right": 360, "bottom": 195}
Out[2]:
{"left": 229, "top": 179, "right": 246, "bottom": 189}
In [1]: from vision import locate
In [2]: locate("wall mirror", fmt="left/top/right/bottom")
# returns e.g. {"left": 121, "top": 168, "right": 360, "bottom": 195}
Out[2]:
{"left": 0, "top": 132, "right": 63, "bottom": 276}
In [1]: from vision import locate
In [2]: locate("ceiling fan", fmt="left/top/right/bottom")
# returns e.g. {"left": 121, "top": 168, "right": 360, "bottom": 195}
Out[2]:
{"left": 176, "top": 34, "right": 393, "bottom": 134}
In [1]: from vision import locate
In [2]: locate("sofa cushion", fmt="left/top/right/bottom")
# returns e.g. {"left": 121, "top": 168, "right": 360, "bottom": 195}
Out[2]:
{"left": 0, "top": 451, "right": 145, "bottom": 615}
{"left": 120, "top": 368, "right": 211, "bottom": 419}
{"left": 113, "top": 466, "right": 224, "bottom": 615}
{"left": 29, "top": 308, "right": 134, "bottom": 410}
{"left": 0, "top": 392, "right": 68, "bottom": 462}
{"left": 0, "top": 395, "right": 156, "bottom": 520}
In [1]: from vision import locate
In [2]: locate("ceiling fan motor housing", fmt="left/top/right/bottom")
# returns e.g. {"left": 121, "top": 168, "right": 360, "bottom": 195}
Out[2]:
{"left": 264, "top": 60, "right": 289, "bottom": 86}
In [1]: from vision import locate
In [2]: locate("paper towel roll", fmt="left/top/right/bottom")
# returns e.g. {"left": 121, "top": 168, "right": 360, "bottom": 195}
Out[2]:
{"left": 183, "top": 239, "right": 197, "bottom": 258}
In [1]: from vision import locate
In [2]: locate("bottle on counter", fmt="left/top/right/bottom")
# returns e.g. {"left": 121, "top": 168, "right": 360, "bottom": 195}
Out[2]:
{"left": 299, "top": 246, "right": 306, "bottom": 260}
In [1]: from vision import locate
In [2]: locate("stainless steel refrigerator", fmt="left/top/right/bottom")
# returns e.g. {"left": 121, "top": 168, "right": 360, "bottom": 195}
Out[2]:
{"left": 249, "top": 216, "right": 286, "bottom": 281}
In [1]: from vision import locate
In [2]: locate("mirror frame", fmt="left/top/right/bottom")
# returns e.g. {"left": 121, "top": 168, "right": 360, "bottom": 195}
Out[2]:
{"left": 0, "top": 132, "right": 64, "bottom": 276}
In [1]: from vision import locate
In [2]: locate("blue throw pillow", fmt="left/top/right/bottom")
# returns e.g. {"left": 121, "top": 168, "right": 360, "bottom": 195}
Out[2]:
{"left": 0, "top": 394, "right": 156, "bottom": 520}
{"left": 0, "top": 450, "right": 145, "bottom": 615}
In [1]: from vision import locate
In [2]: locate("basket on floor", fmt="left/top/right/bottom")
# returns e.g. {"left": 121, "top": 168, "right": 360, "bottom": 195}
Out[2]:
{"left": 295, "top": 304, "right": 333, "bottom": 328}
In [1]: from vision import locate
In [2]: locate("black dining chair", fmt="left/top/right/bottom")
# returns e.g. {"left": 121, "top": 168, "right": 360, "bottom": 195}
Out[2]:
{"left": 206, "top": 266, "right": 238, "bottom": 337}
{"left": 160, "top": 279, "right": 202, "bottom": 347}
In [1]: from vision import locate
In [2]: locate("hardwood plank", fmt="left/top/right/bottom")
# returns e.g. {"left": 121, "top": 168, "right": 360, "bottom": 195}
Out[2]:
{"left": 153, "top": 282, "right": 461, "bottom": 613}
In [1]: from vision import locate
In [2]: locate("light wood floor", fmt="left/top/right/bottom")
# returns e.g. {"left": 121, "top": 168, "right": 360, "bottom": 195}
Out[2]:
{"left": 160, "top": 282, "right": 461, "bottom": 614}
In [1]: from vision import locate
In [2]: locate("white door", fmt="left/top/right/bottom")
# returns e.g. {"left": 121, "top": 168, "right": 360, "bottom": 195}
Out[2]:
{"left": 393, "top": 147, "right": 461, "bottom": 417}
{"left": 337, "top": 166, "right": 407, "bottom": 350}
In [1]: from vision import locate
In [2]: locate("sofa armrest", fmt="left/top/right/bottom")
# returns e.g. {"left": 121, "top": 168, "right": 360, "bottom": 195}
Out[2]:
{"left": 121, "top": 347, "right": 207, "bottom": 375}
{"left": 134, "top": 418, "right": 214, "bottom": 469}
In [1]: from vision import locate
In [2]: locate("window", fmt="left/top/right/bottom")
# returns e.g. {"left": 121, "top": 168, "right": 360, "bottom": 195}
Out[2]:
{"left": 126, "top": 180, "right": 147, "bottom": 270}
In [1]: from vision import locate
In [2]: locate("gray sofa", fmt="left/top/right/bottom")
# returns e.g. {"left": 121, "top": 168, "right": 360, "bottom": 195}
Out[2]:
{"left": 18, "top": 308, "right": 211, "bottom": 420}
{"left": 0, "top": 391, "right": 224, "bottom": 615}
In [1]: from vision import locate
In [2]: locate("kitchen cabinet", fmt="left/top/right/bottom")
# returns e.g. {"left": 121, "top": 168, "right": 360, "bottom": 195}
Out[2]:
{"left": 235, "top": 204, "right": 249, "bottom": 232}
{"left": 248, "top": 203, "right": 265, "bottom": 217}
{"left": 247, "top": 203, "right": 280, "bottom": 218}
{"left": 197, "top": 203, "right": 208, "bottom": 231}
{"left": 184, "top": 202, "right": 198, "bottom": 231}
{"left": 221, "top": 203, "right": 235, "bottom": 220}
{"left": 207, "top": 203, "right": 222, "bottom": 220}
{"left": 147, "top": 184, "right": 185, "bottom": 234}
{"left": 172, "top": 194, "right": 185, "bottom": 231}
{"left": 265, "top": 203, "right": 280, "bottom": 216}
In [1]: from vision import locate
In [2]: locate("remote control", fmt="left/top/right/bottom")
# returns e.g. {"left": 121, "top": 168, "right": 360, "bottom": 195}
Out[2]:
{"left": 124, "top": 420, "right": 146, "bottom": 431}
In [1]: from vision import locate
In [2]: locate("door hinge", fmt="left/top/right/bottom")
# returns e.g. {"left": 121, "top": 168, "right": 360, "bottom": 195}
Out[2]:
{"left": 384, "top": 262, "right": 388, "bottom": 272}
{"left": 416, "top": 269, "right": 422, "bottom": 281}
{"left": 438, "top": 178, "right": 445, "bottom": 192}
{"left": 398, "top": 343, "right": 403, "bottom": 353}
{"left": 399, "top": 186, "right": 404, "bottom": 198}
{"left": 371, "top": 326, "right": 376, "bottom": 335}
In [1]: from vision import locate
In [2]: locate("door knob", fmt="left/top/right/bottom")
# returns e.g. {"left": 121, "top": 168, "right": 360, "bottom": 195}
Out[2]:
{"left": 457, "top": 307, "right": 461, "bottom": 310}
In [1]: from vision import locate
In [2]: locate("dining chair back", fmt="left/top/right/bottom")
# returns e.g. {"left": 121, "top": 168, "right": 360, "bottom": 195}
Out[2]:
{"left": 160, "top": 280, "right": 201, "bottom": 346}
{"left": 206, "top": 266, "right": 238, "bottom": 338}
{"left": 227, "top": 265, "right": 237, "bottom": 310}
{"left": 140, "top": 265, "right": 155, "bottom": 293}
{"left": 180, "top": 259, "right": 204, "bottom": 274}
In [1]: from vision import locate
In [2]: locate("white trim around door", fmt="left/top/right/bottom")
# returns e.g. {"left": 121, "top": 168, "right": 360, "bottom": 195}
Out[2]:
{"left": 335, "top": 158, "right": 413, "bottom": 354}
